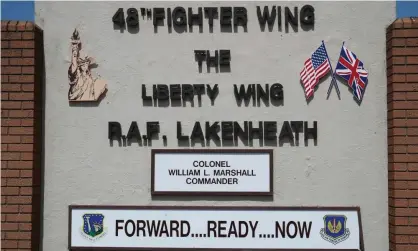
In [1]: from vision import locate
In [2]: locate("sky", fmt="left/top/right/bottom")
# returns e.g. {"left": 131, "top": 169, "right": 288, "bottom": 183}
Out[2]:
{"left": 1, "top": 0, "right": 417, "bottom": 21}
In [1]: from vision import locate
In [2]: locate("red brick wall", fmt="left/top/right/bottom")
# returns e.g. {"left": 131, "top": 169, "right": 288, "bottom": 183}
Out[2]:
{"left": 1, "top": 21, "right": 44, "bottom": 251}
{"left": 387, "top": 18, "right": 418, "bottom": 250}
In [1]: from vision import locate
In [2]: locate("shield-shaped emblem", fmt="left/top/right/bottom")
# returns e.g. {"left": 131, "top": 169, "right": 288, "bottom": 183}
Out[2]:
{"left": 82, "top": 214, "right": 105, "bottom": 238}
{"left": 324, "top": 215, "right": 346, "bottom": 238}
{"left": 320, "top": 215, "right": 350, "bottom": 245}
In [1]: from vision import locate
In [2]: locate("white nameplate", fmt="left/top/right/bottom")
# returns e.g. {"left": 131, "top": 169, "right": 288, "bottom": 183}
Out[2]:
{"left": 151, "top": 149, "right": 273, "bottom": 195}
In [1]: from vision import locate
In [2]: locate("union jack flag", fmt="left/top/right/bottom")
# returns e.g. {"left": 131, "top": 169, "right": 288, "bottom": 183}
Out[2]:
{"left": 335, "top": 46, "right": 368, "bottom": 102}
{"left": 300, "top": 43, "right": 332, "bottom": 99}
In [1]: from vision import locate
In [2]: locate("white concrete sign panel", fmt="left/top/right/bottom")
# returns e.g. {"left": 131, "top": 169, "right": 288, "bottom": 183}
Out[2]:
{"left": 151, "top": 149, "right": 273, "bottom": 195}
{"left": 69, "top": 206, "right": 363, "bottom": 250}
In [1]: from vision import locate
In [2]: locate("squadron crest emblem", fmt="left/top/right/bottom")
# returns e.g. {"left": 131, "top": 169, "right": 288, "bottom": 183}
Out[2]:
{"left": 320, "top": 215, "right": 350, "bottom": 245}
{"left": 80, "top": 213, "right": 107, "bottom": 241}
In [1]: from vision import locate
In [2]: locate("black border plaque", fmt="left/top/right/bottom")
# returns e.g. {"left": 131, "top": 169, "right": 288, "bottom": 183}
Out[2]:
{"left": 151, "top": 149, "right": 274, "bottom": 196}
{"left": 68, "top": 205, "right": 364, "bottom": 251}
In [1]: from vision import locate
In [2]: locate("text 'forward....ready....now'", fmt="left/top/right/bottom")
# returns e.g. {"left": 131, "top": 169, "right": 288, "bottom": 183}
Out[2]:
{"left": 69, "top": 206, "right": 363, "bottom": 250}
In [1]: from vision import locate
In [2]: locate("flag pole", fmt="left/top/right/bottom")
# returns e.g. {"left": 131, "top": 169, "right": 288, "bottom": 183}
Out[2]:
{"left": 325, "top": 41, "right": 341, "bottom": 100}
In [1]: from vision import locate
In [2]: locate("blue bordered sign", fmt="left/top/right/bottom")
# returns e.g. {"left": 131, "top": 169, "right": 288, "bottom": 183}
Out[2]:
{"left": 69, "top": 205, "right": 363, "bottom": 250}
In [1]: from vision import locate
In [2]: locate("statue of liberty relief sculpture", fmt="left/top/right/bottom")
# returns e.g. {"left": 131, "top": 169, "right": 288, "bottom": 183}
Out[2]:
{"left": 68, "top": 29, "right": 107, "bottom": 102}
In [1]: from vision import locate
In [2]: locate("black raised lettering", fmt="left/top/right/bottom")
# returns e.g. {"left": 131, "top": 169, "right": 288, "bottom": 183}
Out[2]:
{"left": 220, "top": 7, "right": 232, "bottom": 27}
{"left": 234, "top": 84, "right": 255, "bottom": 105}
{"left": 146, "top": 121, "right": 159, "bottom": 139}
{"left": 233, "top": 7, "right": 247, "bottom": 27}
{"left": 256, "top": 84, "right": 269, "bottom": 104}
{"left": 126, "top": 8, "right": 139, "bottom": 27}
{"left": 279, "top": 121, "right": 294, "bottom": 144}
{"left": 233, "top": 121, "right": 248, "bottom": 143}
{"left": 204, "top": 7, "right": 218, "bottom": 27}
{"left": 270, "top": 83, "right": 283, "bottom": 101}
{"left": 285, "top": 7, "right": 298, "bottom": 29}
{"left": 182, "top": 84, "right": 194, "bottom": 102}
{"left": 264, "top": 121, "right": 277, "bottom": 141}
{"left": 153, "top": 8, "right": 165, "bottom": 27}
{"left": 191, "top": 122, "right": 205, "bottom": 143}
{"left": 172, "top": 7, "right": 187, "bottom": 26}
{"left": 300, "top": 5, "right": 315, "bottom": 26}
{"left": 257, "top": 6, "right": 276, "bottom": 27}
{"left": 195, "top": 50, "right": 206, "bottom": 67}
{"left": 205, "top": 122, "right": 220, "bottom": 142}
{"left": 167, "top": 8, "right": 172, "bottom": 27}
{"left": 249, "top": 121, "right": 263, "bottom": 144}
{"left": 109, "top": 122, "right": 122, "bottom": 141}
{"left": 291, "top": 121, "right": 303, "bottom": 145}
{"left": 207, "top": 84, "right": 219, "bottom": 103}
{"left": 304, "top": 121, "right": 317, "bottom": 145}
{"left": 219, "top": 50, "right": 230, "bottom": 66}
{"left": 112, "top": 8, "right": 125, "bottom": 27}
{"left": 142, "top": 84, "right": 152, "bottom": 101}
{"left": 194, "top": 84, "right": 205, "bottom": 101}
{"left": 127, "top": 121, "right": 141, "bottom": 142}
{"left": 188, "top": 7, "right": 203, "bottom": 27}
{"left": 206, "top": 50, "right": 218, "bottom": 67}
{"left": 157, "top": 85, "right": 169, "bottom": 100}
{"left": 177, "top": 121, "right": 189, "bottom": 141}
{"left": 221, "top": 121, "right": 233, "bottom": 141}
{"left": 170, "top": 84, "right": 181, "bottom": 101}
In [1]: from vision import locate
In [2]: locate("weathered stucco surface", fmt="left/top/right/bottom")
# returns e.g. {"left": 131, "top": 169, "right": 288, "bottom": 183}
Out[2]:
{"left": 36, "top": 1, "right": 395, "bottom": 250}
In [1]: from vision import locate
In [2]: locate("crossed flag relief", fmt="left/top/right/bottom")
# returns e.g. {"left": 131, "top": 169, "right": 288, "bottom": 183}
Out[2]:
{"left": 300, "top": 41, "right": 369, "bottom": 103}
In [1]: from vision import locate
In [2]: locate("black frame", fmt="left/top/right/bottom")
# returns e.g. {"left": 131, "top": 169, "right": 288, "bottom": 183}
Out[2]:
{"left": 68, "top": 205, "right": 364, "bottom": 251}
{"left": 151, "top": 149, "right": 274, "bottom": 196}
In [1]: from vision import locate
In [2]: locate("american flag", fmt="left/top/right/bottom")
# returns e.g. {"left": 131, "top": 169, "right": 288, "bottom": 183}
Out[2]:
{"left": 335, "top": 46, "right": 368, "bottom": 102}
{"left": 300, "top": 43, "right": 332, "bottom": 99}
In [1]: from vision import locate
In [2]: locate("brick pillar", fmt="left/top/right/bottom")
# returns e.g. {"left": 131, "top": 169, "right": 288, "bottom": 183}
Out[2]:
{"left": 387, "top": 18, "right": 418, "bottom": 250}
{"left": 1, "top": 21, "right": 44, "bottom": 251}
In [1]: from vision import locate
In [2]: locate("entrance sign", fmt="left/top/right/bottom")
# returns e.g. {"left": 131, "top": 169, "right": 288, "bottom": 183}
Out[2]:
{"left": 151, "top": 149, "right": 273, "bottom": 196}
{"left": 69, "top": 206, "right": 363, "bottom": 250}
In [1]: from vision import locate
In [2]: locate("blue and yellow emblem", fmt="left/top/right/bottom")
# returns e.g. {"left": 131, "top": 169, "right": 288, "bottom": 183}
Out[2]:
{"left": 320, "top": 215, "right": 350, "bottom": 245}
{"left": 80, "top": 213, "right": 107, "bottom": 241}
